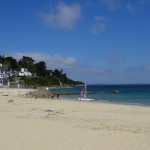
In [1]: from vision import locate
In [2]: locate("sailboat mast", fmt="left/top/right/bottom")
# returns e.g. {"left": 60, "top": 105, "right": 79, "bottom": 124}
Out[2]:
{"left": 84, "top": 84, "right": 87, "bottom": 98}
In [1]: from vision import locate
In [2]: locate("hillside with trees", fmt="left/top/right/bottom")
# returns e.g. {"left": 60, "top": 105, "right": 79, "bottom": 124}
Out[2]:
{"left": 0, "top": 55, "right": 84, "bottom": 86}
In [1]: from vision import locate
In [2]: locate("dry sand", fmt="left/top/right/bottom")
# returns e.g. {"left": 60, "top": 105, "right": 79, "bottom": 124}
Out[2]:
{"left": 0, "top": 88, "right": 150, "bottom": 150}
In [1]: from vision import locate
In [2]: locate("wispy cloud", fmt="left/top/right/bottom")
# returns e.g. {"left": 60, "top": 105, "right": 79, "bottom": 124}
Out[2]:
{"left": 126, "top": 3, "right": 143, "bottom": 13}
{"left": 126, "top": 3, "right": 136, "bottom": 13}
{"left": 126, "top": 0, "right": 150, "bottom": 13}
{"left": 99, "top": 0, "right": 122, "bottom": 11}
{"left": 90, "top": 23, "right": 106, "bottom": 34}
{"left": 99, "top": 0, "right": 149, "bottom": 12}
{"left": 10, "top": 52, "right": 79, "bottom": 69}
{"left": 40, "top": 2, "right": 82, "bottom": 30}
{"left": 90, "top": 16, "right": 107, "bottom": 34}
{"left": 6, "top": 51, "right": 150, "bottom": 83}
{"left": 94, "top": 16, "right": 105, "bottom": 21}
{"left": 107, "top": 54, "right": 125, "bottom": 64}
{"left": 68, "top": 63, "right": 150, "bottom": 84}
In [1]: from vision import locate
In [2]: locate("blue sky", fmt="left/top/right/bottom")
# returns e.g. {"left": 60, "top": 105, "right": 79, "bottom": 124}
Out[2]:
{"left": 0, "top": 0, "right": 150, "bottom": 84}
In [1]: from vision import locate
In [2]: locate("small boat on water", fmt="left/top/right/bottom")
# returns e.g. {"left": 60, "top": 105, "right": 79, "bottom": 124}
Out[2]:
{"left": 78, "top": 84, "right": 94, "bottom": 101}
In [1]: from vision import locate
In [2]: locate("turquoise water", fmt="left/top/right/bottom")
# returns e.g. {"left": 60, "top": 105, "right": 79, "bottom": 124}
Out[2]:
{"left": 50, "top": 84, "right": 150, "bottom": 106}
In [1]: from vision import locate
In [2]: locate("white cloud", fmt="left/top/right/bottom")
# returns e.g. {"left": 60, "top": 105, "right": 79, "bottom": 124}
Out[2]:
{"left": 6, "top": 52, "right": 150, "bottom": 84}
{"left": 90, "top": 23, "right": 106, "bottom": 34}
{"left": 139, "top": 64, "right": 150, "bottom": 71}
{"left": 90, "top": 15, "right": 107, "bottom": 34}
{"left": 99, "top": 0, "right": 148, "bottom": 12}
{"left": 94, "top": 16, "right": 105, "bottom": 21}
{"left": 100, "top": 0, "right": 122, "bottom": 10}
{"left": 126, "top": 3, "right": 136, "bottom": 13}
{"left": 10, "top": 52, "right": 79, "bottom": 69}
{"left": 107, "top": 54, "right": 125, "bottom": 64}
{"left": 40, "top": 2, "right": 81, "bottom": 30}
{"left": 126, "top": 3, "right": 142, "bottom": 13}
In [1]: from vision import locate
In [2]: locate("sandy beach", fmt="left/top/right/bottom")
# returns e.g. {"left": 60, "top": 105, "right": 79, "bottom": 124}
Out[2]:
{"left": 0, "top": 88, "right": 150, "bottom": 150}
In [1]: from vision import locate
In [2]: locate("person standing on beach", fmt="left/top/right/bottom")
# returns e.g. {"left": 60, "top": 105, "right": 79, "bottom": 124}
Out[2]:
{"left": 56, "top": 93, "right": 59, "bottom": 99}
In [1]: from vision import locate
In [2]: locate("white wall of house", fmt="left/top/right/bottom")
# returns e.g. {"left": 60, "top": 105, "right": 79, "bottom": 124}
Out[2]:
{"left": 0, "top": 64, "right": 8, "bottom": 86}
{"left": 19, "top": 68, "right": 32, "bottom": 77}
{"left": 0, "top": 64, "right": 33, "bottom": 86}
{"left": 0, "top": 70, "right": 7, "bottom": 86}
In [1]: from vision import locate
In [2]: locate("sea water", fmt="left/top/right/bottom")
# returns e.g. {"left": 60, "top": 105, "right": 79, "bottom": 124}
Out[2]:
{"left": 50, "top": 84, "right": 150, "bottom": 106}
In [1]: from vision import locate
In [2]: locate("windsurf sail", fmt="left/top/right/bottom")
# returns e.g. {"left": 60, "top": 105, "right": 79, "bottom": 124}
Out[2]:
{"left": 80, "top": 84, "right": 87, "bottom": 97}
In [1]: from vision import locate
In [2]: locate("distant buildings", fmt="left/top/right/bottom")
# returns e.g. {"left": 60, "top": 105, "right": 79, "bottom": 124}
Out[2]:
{"left": 0, "top": 64, "right": 8, "bottom": 86}
{"left": 18, "top": 68, "right": 32, "bottom": 77}
{"left": 0, "top": 63, "right": 32, "bottom": 86}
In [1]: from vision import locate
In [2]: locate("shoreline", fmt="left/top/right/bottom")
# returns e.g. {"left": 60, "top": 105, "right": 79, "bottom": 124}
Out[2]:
{"left": 1, "top": 87, "right": 150, "bottom": 107}
{"left": 61, "top": 97, "right": 150, "bottom": 108}
{"left": 48, "top": 84, "right": 150, "bottom": 106}
{"left": 60, "top": 94, "right": 150, "bottom": 107}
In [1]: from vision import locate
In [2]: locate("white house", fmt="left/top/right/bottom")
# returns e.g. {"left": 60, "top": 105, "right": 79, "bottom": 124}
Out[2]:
{"left": 0, "top": 64, "right": 8, "bottom": 86}
{"left": 19, "top": 68, "right": 32, "bottom": 77}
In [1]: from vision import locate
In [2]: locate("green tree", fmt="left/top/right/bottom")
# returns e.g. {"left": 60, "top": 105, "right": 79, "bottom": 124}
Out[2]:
{"left": 3, "top": 60, "right": 11, "bottom": 69}
{"left": 18, "top": 56, "right": 35, "bottom": 68}
{"left": 5, "top": 57, "right": 18, "bottom": 70}
{"left": 53, "top": 69, "right": 61, "bottom": 78}
{"left": 0, "top": 55, "right": 5, "bottom": 63}
{"left": 27, "top": 62, "right": 36, "bottom": 74}
{"left": 35, "top": 61, "right": 47, "bottom": 77}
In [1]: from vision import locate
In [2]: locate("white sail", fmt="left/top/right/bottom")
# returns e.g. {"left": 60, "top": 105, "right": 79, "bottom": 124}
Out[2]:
{"left": 78, "top": 84, "right": 94, "bottom": 101}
